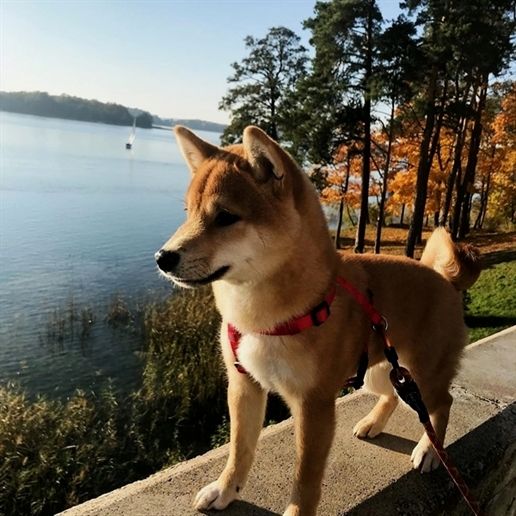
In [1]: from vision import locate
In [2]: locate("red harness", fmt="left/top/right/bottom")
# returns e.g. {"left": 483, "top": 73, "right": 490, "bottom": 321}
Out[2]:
{"left": 227, "top": 276, "right": 383, "bottom": 376}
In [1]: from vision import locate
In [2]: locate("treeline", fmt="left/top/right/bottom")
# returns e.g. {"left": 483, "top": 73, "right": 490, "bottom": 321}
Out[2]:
{"left": 0, "top": 91, "right": 154, "bottom": 128}
{"left": 153, "top": 115, "right": 226, "bottom": 133}
{"left": 220, "top": 0, "right": 515, "bottom": 254}
{"left": 0, "top": 91, "right": 227, "bottom": 133}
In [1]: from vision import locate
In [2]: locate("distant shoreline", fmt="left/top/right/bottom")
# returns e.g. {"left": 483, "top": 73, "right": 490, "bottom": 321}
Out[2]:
{"left": 0, "top": 109, "right": 225, "bottom": 134}
{"left": 153, "top": 124, "right": 174, "bottom": 131}
{"left": 0, "top": 91, "right": 226, "bottom": 134}
{"left": 0, "top": 110, "right": 224, "bottom": 135}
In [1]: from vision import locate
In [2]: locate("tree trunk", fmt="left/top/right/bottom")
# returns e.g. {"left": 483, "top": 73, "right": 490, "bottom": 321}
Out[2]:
{"left": 336, "top": 155, "right": 352, "bottom": 249}
{"left": 400, "top": 204, "right": 405, "bottom": 226}
{"left": 473, "top": 197, "right": 483, "bottom": 230}
{"left": 456, "top": 79, "right": 488, "bottom": 240}
{"left": 405, "top": 66, "right": 438, "bottom": 258}
{"left": 439, "top": 81, "right": 472, "bottom": 227}
{"left": 459, "top": 193, "right": 473, "bottom": 238}
{"left": 335, "top": 198, "right": 344, "bottom": 249}
{"left": 374, "top": 97, "right": 396, "bottom": 254}
{"left": 269, "top": 91, "right": 278, "bottom": 141}
{"left": 473, "top": 152, "right": 493, "bottom": 230}
{"left": 374, "top": 174, "right": 388, "bottom": 254}
{"left": 420, "top": 80, "right": 447, "bottom": 239}
{"left": 452, "top": 81, "right": 481, "bottom": 238}
{"left": 354, "top": 4, "right": 373, "bottom": 254}
{"left": 347, "top": 204, "right": 357, "bottom": 226}
{"left": 440, "top": 119, "right": 467, "bottom": 227}
{"left": 479, "top": 166, "right": 492, "bottom": 229}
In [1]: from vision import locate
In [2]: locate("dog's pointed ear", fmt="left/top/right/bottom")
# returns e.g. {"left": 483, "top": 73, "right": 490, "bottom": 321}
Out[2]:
{"left": 174, "top": 125, "right": 220, "bottom": 174}
{"left": 243, "top": 126, "right": 295, "bottom": 184}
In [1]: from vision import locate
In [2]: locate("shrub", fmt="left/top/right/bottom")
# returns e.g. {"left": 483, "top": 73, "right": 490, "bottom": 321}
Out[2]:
{"left": 133, "top": 287, "right": 227, "bottom": 460}
{"left": 0, "top": 286, "right": 292, "bottom": 515}
{"left": 0, "top": 384, "right": 127, "bottom": 515}
{"left": 0, "top": 287, "right": 226, "bottom": 515}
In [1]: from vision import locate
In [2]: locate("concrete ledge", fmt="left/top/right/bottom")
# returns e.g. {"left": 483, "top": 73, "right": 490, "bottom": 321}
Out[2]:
{"left": 61, "top": 327, "right": 516, "bottom": 516}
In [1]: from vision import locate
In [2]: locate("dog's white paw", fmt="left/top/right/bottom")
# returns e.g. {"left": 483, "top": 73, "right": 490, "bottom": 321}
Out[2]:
{"left": 193, "top": 480, "right": 238, "bottom": 511}
{"left": 283, "top": 504, "right": 300, "bottom": 516}
{"left": 411, "top": 439, "right": 440, "bottom": 473}
{"left": 352, "top": 415, "right": 384, "bottom": 438}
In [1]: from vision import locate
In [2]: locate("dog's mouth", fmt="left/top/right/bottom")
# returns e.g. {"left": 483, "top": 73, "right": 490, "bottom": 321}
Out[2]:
{"left": 169, "top": 265, "right": 230, "bottom": 288}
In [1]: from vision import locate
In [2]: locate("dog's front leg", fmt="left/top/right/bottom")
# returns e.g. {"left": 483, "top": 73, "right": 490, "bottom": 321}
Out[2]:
{"left": 194, "top": 369, "right": 267, "bottom": 511}
{"left": 284, "top": 396, "right": 336, "bottom": 516}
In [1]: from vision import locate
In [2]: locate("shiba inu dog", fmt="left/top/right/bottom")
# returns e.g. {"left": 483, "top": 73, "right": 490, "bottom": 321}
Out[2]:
{"left": 155, "top": 125, "right": 480, "bottom": 516}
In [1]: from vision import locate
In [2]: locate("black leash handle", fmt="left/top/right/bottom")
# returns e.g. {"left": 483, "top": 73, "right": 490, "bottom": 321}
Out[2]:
{"left": 388, "top": 366, "right": 430, "bottom": 424}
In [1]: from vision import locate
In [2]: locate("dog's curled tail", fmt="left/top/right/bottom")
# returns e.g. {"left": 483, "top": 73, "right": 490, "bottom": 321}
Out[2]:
{"left": 420, "top": 228, "right": 481, "bottom": 291}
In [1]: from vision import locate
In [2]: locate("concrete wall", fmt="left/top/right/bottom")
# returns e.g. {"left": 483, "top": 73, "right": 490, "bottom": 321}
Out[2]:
{"left": 61, "top": 326, "right": 516, "bottom": 516}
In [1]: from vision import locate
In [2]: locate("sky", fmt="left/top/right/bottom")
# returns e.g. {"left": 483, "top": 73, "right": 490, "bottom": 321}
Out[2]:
{"left": 1, "top": 0, "right": 403, "bottom": 124}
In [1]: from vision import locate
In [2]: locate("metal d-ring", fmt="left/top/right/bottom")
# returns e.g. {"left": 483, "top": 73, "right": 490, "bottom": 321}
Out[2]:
{"left": 373, "top": 316, "right": 389, "bottom": 332}
{"left": 380, "top": 316, "right": 389, "bottom": 331}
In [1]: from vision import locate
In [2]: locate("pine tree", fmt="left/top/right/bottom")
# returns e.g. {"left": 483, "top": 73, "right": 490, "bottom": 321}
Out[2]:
{"left": 403, "top": 0, "right": 514, "bottom": 252}
{"left": 301, "top": 0, "right": 383, "bottom": 253}
{"left": 219, "top": 27, "right": 308, "bottom": 145}
{"left": 371, "top": 17, "right": 420, "bottom": 253}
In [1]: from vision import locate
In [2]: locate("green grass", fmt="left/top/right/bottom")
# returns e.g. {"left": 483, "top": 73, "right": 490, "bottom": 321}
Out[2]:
{"left": 465, "top": 261, "right": 516, "bottom": 343}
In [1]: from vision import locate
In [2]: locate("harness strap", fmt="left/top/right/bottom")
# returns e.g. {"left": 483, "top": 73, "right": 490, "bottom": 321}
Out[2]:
{"left": 228, "top": 323, "right": 246, "bottom": 373}
{"left": 335, "top": 276, "right": 384, "bottom": 328}
{"left": 262, "top": 285, "right": 337, "bottom": 335}
{"left": 228, "top": 283, "right": 338, "bottom": 374}
{"left": 228, "top": 276, "right": 382, "bottom": 375}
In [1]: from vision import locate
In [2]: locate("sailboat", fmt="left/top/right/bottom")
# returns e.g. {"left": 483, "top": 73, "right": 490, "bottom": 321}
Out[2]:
{"left": 126, "top": 118, "right": 136, "bottom": 149}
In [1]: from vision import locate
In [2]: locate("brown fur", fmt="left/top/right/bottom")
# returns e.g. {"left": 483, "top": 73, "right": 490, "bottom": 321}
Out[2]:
{"left": 420, "top": 227, "right": 482, "bottom": 290}
{"left": 157, "top": 126, "right": 480, "bottom": 516}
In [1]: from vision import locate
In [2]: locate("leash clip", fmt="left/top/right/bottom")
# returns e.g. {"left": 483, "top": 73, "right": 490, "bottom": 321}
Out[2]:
{"left": 389, "top": 366, "right": 429, "bottom": 424}
{"left": 383, "top": 345, "right": 399, "bottom": 368}
{"left": 372, "top": 315, "right": 389, "bottom": 332}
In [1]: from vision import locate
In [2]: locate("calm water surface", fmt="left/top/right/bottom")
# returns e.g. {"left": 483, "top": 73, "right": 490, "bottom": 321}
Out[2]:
{"left": 0, "top": 112, "right": 221, "bottom": 397}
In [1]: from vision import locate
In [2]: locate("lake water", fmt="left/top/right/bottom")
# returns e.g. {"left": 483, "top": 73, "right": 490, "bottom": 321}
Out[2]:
{"left": 0, "top": 112, "right": 221, "bottom": 398}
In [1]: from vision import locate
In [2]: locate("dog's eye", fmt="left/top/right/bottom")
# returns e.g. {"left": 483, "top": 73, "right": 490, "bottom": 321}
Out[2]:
{"left": 214, "top": 210, "right": 241, "bottom": 227}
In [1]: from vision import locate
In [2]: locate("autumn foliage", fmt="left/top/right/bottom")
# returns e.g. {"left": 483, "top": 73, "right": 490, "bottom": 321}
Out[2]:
{"left": 318, "top": 82, "right": 515, "bottom": 250}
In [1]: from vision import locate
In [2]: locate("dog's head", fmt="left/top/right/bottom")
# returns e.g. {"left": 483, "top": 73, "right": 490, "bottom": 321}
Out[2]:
{"left": 155, "top": 126, "right": 307, "bottom": 288}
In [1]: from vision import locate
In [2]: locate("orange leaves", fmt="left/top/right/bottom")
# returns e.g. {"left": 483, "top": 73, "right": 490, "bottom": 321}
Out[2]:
{"left": 320, "top": 143, "right": 363, "bottom": 208}
{"left": 477, "top": 83, "right": 516, "bottom": 221}
{"left": 316, "top": 85, "right": 514, "bottom": 227}
{"left": 493, "top": 83, "right": 516, "bottom": 147}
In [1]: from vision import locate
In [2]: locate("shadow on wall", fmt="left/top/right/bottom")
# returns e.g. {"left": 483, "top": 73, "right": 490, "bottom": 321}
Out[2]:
{"left": 356, "top": 432, "right": 417, "bottom": 456}
{"left": 481, "top": 249, "right": 516, "bottom": 268}
{"left": 203, "top": 500, "right": 280, "bottom": 516}
{"left": 345, "top": 403, "right": 516, "bottom": 516}
{"left": 464, "top": 315, "right": 516, "bottom": 329}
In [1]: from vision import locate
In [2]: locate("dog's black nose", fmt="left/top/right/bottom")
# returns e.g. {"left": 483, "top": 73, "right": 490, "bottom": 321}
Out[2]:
{"left": 155, "top": 249, "right": 180, "bottom": 273}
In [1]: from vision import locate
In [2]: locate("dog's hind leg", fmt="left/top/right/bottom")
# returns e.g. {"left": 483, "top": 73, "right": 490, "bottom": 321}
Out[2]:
{"left": 353, "top": 361, "right": 398, "bottom": 438}
{"left": 194, "top": 370, "right": 266, "bottom": 511}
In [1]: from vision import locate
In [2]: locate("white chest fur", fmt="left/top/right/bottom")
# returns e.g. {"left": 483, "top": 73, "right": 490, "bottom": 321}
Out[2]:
{"left": 236, "top": 333, "right": 316, "bottom": 394}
